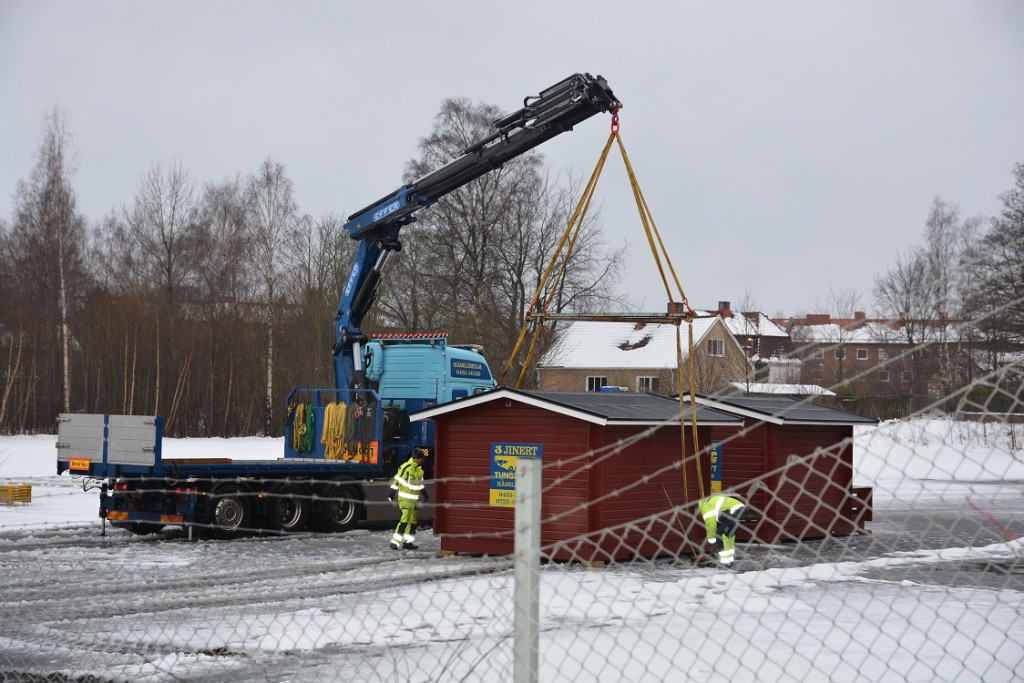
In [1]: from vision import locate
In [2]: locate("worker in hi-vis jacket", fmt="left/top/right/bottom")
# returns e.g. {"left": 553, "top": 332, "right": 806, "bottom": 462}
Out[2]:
{"left": 698, "top": 494, "right": 747, "bottom": 568}
{"left": 389, "top": 448, "right": 428, "bottom": 550}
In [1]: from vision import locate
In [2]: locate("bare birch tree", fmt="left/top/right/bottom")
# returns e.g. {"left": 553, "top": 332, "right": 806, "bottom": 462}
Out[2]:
{"left": 875, "top": 197, "right": 980, "bottom": 401}
{"left": 7, "top": 109, "right": 88, "bottom": 416}
{"left": 246, "top": 158, "right": 300, "bottom": 435}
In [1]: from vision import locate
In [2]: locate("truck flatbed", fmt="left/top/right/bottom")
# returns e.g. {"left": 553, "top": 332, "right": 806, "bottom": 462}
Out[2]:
{"left": 56, "top": 413, "right": 422, "bottom": 539}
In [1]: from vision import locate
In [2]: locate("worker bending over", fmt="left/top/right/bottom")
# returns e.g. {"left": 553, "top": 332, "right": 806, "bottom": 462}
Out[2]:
{"left": 698, "top": 494, "right": 747, "bottom": 568}
{"left": 389, "top": 448, "right": 427, "bottom": 550}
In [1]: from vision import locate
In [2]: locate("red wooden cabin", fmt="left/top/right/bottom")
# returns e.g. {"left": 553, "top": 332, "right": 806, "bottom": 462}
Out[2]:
{"left": 694, "top": 395, "right": 878, "bottom": 543}
{"left": 411, "top": 389, "right": 741, "bottom": 563}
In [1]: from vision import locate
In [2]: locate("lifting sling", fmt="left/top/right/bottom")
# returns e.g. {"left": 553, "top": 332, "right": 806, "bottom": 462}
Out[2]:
{"left": 499, "top": 107, "right": 707, "bottom": 521}
{"left": 290, "top": 402, "right": 315, "bottom": 454}
{"left": 321, "top": 401, "right": 348, "bottom": 459}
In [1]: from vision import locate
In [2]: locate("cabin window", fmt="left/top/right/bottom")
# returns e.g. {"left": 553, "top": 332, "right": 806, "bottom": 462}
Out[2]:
{"left": 708, "top": 339, "right": 725, "bottom": 357}
{"left": 587, "top": 376, "right": 608, "bottom": 392}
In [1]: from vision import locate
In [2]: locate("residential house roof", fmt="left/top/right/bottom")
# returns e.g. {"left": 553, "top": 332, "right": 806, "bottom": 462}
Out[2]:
{"left": 790, "top": 321, "right": 904, "bottom": 344}
{"left": 721, "top": 382, "right": 837, "bottom": 397}
{"left": 538, "top": 318, "right": 732, "bottom": 370}
{"left": 778, "top": 312, "right": 971, "bottom": 346}
{"left": 701, "top": 310, "right": 790, "bottom": 340}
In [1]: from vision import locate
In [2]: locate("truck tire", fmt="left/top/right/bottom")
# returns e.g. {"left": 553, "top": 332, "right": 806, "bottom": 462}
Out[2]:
{"left": 207, "top": 483, "right": 253, "bottom": 538}
{"left": 266, "top": 484, "right": 310, "bottom": 533}
{"left": 316, "top": 483, "right": 362, "bottom": 533}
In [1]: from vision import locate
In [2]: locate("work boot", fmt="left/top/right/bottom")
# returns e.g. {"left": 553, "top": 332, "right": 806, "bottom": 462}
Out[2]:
{"left": 403, "top": 543, "right": 419, "bottom": 551}
{"left": 389, "top": 541, "right": 401, "bottom": 550}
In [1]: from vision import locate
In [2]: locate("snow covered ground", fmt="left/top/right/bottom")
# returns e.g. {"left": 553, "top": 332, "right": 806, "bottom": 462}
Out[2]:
{"left": 0, "top": 434, "right": 282, "bottom": 531}
{"left": 1, "top": 418, "right": 1022, "bottom": 682}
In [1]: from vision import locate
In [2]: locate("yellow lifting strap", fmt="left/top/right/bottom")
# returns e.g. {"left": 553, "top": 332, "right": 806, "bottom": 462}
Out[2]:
{"left": 497, "top": 132, "right": 615, "bottom": 387}
{"left": 499, "top": 110, "right": 706, "bottom": 501}
{"left": 615, "top": 125, "right": 705, "bottom": 502}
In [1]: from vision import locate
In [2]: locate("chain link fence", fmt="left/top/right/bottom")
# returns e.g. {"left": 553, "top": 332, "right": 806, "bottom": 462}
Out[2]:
{"left": 1, "top": 362, "right": 1022, "bottom": 682}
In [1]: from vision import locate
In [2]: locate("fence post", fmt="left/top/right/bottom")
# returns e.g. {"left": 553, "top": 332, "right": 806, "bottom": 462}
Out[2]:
{"left": 514, "top": 453, "right": 541, "bottom": 683}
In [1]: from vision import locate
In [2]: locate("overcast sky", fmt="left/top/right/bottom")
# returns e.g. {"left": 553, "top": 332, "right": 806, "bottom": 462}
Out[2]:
{"left": 2, "top": 1, "right": 1022, "bottom": 317}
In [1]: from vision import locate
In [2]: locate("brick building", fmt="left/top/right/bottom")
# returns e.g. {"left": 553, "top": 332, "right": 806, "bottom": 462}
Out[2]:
{"left": 775, "top": 312, "right": 974, "bottom": 414}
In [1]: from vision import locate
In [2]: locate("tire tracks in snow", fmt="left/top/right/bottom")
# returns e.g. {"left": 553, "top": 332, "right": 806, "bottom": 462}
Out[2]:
{"left": 0, "top": 527, "right": 510, "bottom": 624}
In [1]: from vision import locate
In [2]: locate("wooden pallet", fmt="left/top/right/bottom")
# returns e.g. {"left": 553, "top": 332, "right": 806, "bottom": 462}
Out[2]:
{"left": 0, "top": 484, "right": 32, "bottom": 505}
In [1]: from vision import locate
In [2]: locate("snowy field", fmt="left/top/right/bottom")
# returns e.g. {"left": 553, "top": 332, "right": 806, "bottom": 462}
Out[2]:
{"left": 1, "top": 418, "right": 1023, "bottom": 682}
{"left": 0, "top": 435, "right": 282, "bottom": 531}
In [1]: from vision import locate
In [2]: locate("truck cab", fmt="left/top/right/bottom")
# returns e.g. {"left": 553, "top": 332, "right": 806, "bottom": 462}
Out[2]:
{"left": 366, "top": 333, "right": 495, "bottom": 406}
{"left": 365, "top": 334, "right": 496, "bottom": 472}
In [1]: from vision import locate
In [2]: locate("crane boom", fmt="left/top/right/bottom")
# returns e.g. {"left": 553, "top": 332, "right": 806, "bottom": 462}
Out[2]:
{"left": 334, "top": 73, "right": 620, "bottom": 399}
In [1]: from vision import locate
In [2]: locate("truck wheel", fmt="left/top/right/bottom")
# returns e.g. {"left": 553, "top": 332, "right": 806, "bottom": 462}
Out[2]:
{"left": 317, "top": 483, "right": 362, "bottom": 533}
{"left": 208, "top": 483, "right": 252, "bottom": 538}
{"left": 267, "top": 485, "right": 310, "bottom": 533}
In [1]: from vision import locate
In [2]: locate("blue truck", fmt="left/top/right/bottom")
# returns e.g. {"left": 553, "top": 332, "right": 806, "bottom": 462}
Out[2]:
{"left": 56, "top": 334, "right": 496, "bottom": 538}
{"left": 55, "top": 73, "right": 620, "bottom": 538}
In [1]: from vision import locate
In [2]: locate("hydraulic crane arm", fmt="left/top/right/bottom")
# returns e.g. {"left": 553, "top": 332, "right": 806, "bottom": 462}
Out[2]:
{"left": 334, "top": 73, "right": 620, "bottom": 397}
{"left": 344, "top": 73, "right": 620, "bottom": 240}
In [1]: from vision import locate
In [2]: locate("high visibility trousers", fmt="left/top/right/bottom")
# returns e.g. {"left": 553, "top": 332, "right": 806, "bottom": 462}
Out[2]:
{"left": 718, "top": 535, "right": 736, "bottom": 566}
{"left": 392, "top": 503, "right": 418, "bottom": 546}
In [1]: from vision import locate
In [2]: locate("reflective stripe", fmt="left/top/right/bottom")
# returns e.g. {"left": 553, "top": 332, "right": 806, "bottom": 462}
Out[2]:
{"left": 719, "top": 549, "right": 735, "bottom": 559}
{"left": 703, "top": 497, "right": 726, "bottom": 520}
{"left": 394, "top": 475, "right": 424, "bottom": 491}
{"left": 391, "top": 532, "right": 404, "bottom": 543}
{"left": 398, "top": 491, "right": 420, "bottom": 501}
{"left": 704, "top": 496, "right": 744, "bottom": 520}
{"left": 403, "top": 533, "right": 416, "bottom": 543}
